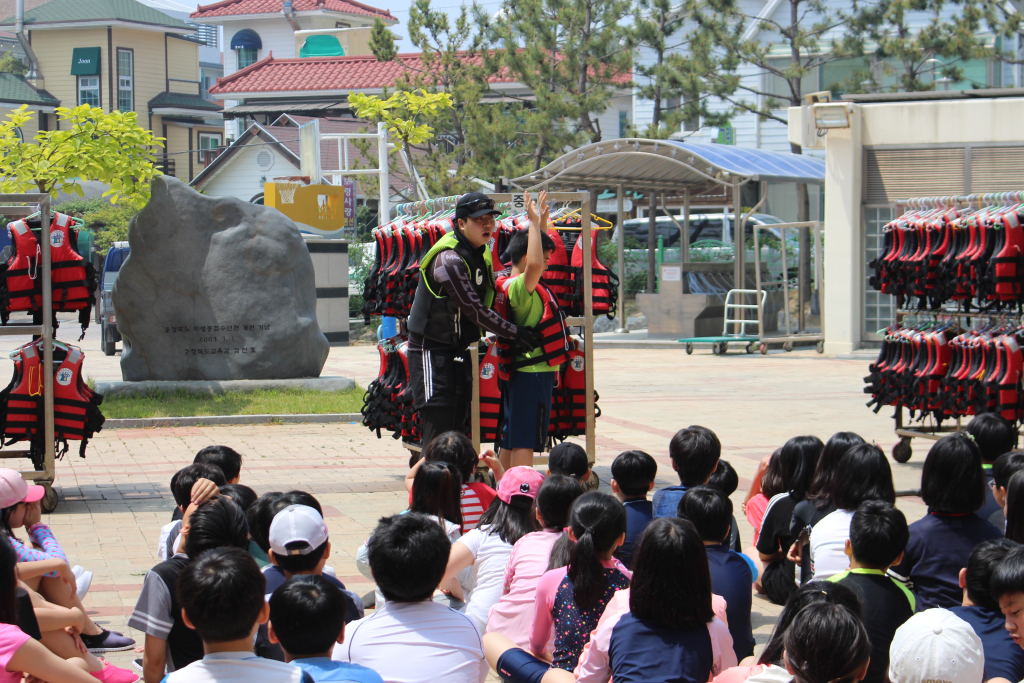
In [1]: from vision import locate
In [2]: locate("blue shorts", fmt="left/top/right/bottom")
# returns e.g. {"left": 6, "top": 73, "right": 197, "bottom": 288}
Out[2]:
{"left": 501, "top": 370, "right": 557, "bottom": 451}
{"left": 495, "top": 648, "right": 550, "bottom": 683}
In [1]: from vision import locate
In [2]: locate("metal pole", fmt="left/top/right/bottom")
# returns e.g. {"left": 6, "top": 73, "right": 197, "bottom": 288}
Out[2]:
{"left": 40, "top": 196, "right": 53, "bottom": 482}
{"left": 616, "top": 184, "right": 627, "bottom": 333}
{"left": 582, "top": 202, "right": 596, "bottom": 465}
{"left": 377, "top": 122, "right": 390, "bottom": 222}
{"left": 780, "top": 227, "right": 792, "bottom": 335}
{"left": 470, "top": 342, "right": 480, "bottom": 455}
{"left": 732, "top": 179, "right": 744, "bottom": 334}
{"left": 753, "top": 223, "right": 763, "bottom": 343}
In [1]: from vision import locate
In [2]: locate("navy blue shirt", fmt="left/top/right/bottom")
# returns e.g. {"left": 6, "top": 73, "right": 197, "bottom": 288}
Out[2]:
{"left": 652, "top": 484, "right": 690, "bottom": 518}
{"left": 705, "top": 543, "right": 754, "bottom": 660}
{"left": 608, "top": 613, "right": 714, "bottom": 683}
{"left": 891, "top": 512, "right": 1003, "bottom": 610}
{"left": 951, "top": 605, "right": 1024, "bottom": 683}
{"left": 614, "top": 498, "right": 653, "bottom": 569}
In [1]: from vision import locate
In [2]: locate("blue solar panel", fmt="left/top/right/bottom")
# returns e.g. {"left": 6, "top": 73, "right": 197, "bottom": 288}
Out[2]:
{"left": 669, "top": 142, "right": 825, "bottom": 184}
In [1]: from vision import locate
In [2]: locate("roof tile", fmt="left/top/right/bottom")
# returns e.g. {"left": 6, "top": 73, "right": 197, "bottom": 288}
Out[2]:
{"left": 191, "top": 0, "right": 392, "bottom": 20}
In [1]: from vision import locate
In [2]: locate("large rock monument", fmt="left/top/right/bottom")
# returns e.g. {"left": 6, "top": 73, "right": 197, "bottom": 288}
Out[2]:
{"left": 113, "top": 176, "right": 329, "bottom": 381}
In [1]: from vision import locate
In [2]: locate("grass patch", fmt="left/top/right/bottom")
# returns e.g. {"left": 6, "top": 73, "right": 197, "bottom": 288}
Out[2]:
{"left": 102, "top": 387, "right": 365, "bottom": 419}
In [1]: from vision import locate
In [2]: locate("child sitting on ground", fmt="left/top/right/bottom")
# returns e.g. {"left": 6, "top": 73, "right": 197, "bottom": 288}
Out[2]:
{"left": 441, "top": 467, "right": 544, "bottom": 633}
{"left": 966, "top": 414, "right": 1017, "bottom": 528}
{"left": 992, "top": 545, "right": 1024, "bottom": 651}
{"left": 829, "top": 500, "right": 915, "bottom": 683}
{"left": 610, "top": 450, "right": 657, "bottom": 568}
{"left": 782, "top": 603, "right": 871, "bottom": 683}
{"left": 886, "top": 609, "right": 983, "bottom": 683}
{"left": 949, "top": 539, "right": 1024, "bottom": 683}
{"left": 530, "top": 492, "right": 629, "bottom": 671}
{"left": 678, "top": 485, "right": 755, "bottom": 661}
{"left": 158, "top": 463, "right": 226, "bottom": 560}
{"left": 193, "top": 445, "right": 243, "bottom": 485}
{"left": 407, "top": 432, "right": 500, "bottom": 532}
{"left": 653, "top": 426, "right": 720, "bottom": 518}
{"left": 247, "top": 491, "right": 286, "bottom": 568}
{"left": 163, "top": 547, "right": 310, "bottom": 683}
{"left": 487, "top": 474, "right": 584, "bottom": 648}
{"left": 707, "top": 459, "right": 742, "bottom": 552}
{"left": 547, "top": 443, "right": 592, "bottom": 486}
{"left": 335, "top": 513, "right": 488, "bottom": 683}
{"left": 268, "top": 575, "right": 383, "bottom": 683}
{"left": 993, "top": 450, "right": 1024, "bottom": 512}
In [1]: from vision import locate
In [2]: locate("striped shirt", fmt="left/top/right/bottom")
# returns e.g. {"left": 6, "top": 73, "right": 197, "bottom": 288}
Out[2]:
{"left": 12, "top": 524, "right": 67, "bottom": 577}
{"left": 461, "top": 483, "right": 496, "bottom": 532}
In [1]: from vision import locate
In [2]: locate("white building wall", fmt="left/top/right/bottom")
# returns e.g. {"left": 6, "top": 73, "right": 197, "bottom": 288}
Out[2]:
{"left": 201, "top": 141, "right": 298, "bottom": 202}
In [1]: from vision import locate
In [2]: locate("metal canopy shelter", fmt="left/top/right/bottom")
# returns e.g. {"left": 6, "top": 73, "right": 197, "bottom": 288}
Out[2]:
{"left": 510, "top": 139, "right": 826, "bottom": 332}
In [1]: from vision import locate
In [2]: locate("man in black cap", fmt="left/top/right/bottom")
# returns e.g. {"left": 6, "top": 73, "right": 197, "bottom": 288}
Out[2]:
{"left": 406, "top": 192, "right": 541, "bottom": 451}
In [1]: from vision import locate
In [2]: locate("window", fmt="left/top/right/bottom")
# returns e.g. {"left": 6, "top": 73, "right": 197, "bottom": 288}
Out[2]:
{"left": 863, "top": 206, "right": 896, "bottom": 340}
{"left": 198, "top": 133, "right": 222, "bottom": 165}
{"left": 78, "top": 76, "right": 100, "bottom": 106}
{"left": 237, "top": 48, "right": 258, "bottom": 68}
{"left": 186, "top": 22, "right": 219, "bottom": 48}
{"left": 117, "top": 49, "right": 133, "bottom": 112}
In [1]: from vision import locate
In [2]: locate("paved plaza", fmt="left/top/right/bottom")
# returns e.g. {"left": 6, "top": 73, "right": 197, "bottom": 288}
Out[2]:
{"left": 0, "top": 328, "right": 931, "bottom": 671}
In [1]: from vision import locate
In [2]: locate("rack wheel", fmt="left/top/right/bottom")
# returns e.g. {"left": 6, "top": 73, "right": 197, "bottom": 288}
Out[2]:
{"left": 892, "top": 438, "right": 913, "bottom": 463}
{"left": 41, "top": 485, "right": 57, "bottom": 513}
{"left": 760, "top": 343, "right": 767, "bottom": 355}
{"left": 783, "top": 341, "right": 794, "bottom": 352}
{"left": 816, "top": 341, "right": 824, "bottom": 354}
{"left": 745, "top": 342, "right": 755, "bottom": 354}
{"left": 585, "top": 471, "right": 600, "bottom": 492}
{"left": 686, "top": 343, "right": 693, "bottom": 355}
{"left": 711, "top": 343, "right": 721, "bottom": 356}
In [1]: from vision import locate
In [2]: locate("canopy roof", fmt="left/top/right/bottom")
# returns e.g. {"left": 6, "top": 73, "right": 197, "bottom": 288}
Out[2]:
{"left": 511, "top": 139, "right": 825, "bottom": 193}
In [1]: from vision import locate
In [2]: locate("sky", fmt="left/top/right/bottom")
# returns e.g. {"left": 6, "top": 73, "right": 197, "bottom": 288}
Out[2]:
{"left": 139, "top": 0, "right": 502, "bottom": 53}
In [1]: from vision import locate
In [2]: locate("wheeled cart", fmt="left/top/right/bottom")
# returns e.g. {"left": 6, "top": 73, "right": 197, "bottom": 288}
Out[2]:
{"left": 679, "top": 289, "right": 763, "bottom": 355}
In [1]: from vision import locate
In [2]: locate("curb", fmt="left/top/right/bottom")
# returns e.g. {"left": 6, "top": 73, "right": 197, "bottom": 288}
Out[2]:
{"left": 106, "top": 413, "right": 364, "bottom": 429}
{"left": 95, "top": 377, "right": 356, "bottom": 398}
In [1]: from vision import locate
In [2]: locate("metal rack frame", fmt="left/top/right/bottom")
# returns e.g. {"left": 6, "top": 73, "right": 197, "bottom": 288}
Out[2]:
{"left": 752, "top": 221, "right": 825, "bottom": 353}
{"left": 0, "top": 194, "right": 56, "bottom": 508}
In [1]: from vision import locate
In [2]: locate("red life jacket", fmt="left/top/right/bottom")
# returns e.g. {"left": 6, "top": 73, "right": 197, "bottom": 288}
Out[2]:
{"left": 540, "top": 229, "right": 574, "bottom": 311}
{"left": 0, "top": 342, "right": 43, "bottom": 443}
{"left": 3, "top": 219, "right": 43, "bottom": 315}
{"left": 493, "top": 273, "right": 571, "bottom": 380}
{"left": 556, "top": 339, "right": 599, "bottom": 437}
{"left": 992, "top": 211, "right": 1024, "bottom": 301}
{"left": 48, "top": 213, "right": 93, "bottom": 312}
{"left": 479, "top": 341, "right": 503, "bottom": 444}
{"left": 571, "top": 230, "right": 619, "bottom": 318}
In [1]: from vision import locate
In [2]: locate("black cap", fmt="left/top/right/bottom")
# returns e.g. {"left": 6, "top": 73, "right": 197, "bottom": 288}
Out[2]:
{"left": 549, "top": 443, "right": 589, "bottom": 479}
{"left": 456, "top": 192, "right": 500, "bottom": 221}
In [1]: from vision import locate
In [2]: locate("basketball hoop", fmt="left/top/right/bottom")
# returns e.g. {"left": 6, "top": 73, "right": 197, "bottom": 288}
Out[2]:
{"left": 273, "top": 176, "right": 311, "bottom": 205}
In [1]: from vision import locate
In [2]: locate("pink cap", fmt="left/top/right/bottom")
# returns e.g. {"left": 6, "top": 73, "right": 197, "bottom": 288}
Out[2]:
{"left": 0, "top": 469, "right": 45, "bottom": 508}
{"left": 497, "top": 467, "right": 545, "bottom": 504}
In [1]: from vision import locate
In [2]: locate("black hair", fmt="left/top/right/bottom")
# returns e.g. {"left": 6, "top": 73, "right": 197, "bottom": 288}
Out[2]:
{"left": 964, "top": 538, "right": 1020, "bottom": 611}
{"left": 1005, "top": 471, "right": 1024, "bottom": 544}
{"left": 507, "top": 229, "right": 556, "bottom": 266}
{"left": 218, "top": 484, "right": 257, "bottom": 513}
{"left": 707, "top": 459, "right": 739, "bottom": 496}
{"left": 477, "top": 494, "right": 536, "bottom": 545}
{"left": 184, "top": 496, "right": 250, "bottom": 558}
{"left": 422, "top": 431, "right": 477, "bottom": 481}
{"left": 564, "top": 492, "right": 627, "bottom": 609}
{"left": 273, "top": 540, "right": 328, "bottom": 574}
{"left": 669, "top": 425, "right": 721, "bottom": 486}
{"left": 611, "top": 450, "right": 658, "bottom": 497}
{"left": 967, "top": 413, "right": 1018, "bottom": 463}
{"left": 171, "top": 463, "right": 227, "bottom": 509}
{"left": 829, "top": 443, "right": 895, "bottom": 510}
{"left": 283, "top": 490, "right": 323, "bottom": 516}
{"left": 848, "top": 500, "right": 908, "bottom": 568}
{"left": 762, "top": 436, "right": 824, "bottom": 500}
{"left": 921, "top": 433, "right": 986, "bottom": 514}
{"left": 993, "top": 451, "right": 1024, "bottom": 489}
{"left": 178, "top": 547, "right": 266, "bottom": 643}
{"left": 410, "top": 461, "right": 463, "bottom": 529}
{"left": 549, "top": 443, "right": 590, "bottom": 480}
{"left": 247, "top": 492, "right": 286, "bottom": 553}
{"left": 535, "top": 474, "right": 585, "bottom": 530}
{"left": 677, "top": 485, "right": 732, "bottom": 543}
{"left": 194, "top": 445, "right": 243, "bottom": 482}
{"left": 807, "top": 432, "right": 866, "bottom": 503}
{"left": 992, "top": 546, "right": 1024, "bottom": 603}
{"left": 629, "top": 518, "right": 714, "bottom": 630}
{"left": 269, "top": 575, "right": 346, "bottom": 656}
{"left": 758, "top": 581, "right": 863, "bottom": 666}
{"left": 367, "top": 513, "right": 451, "bottom": 603}
{"left": 784, "top": 603, "right": 870, "bottom": 683}
{"left": 0, "top": 536, "right": 17, "bottom": 625}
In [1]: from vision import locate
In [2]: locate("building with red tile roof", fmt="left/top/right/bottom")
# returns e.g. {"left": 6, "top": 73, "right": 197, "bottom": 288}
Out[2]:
{"left": 191, "top": 0, "right": 393, "bottom": 21}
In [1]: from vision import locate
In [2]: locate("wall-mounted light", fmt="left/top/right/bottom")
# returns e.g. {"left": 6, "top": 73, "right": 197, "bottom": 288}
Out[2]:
{"left": 813, "top": 102, "right": 851, "bottom": 129}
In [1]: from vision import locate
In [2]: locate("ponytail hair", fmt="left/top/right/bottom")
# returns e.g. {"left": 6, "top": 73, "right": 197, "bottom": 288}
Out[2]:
{"left": 410, "top": 461, "right": 463, "bottom": 529}
{"left": 565, "top": 492, "right": 627, "bottom": 609}
{"left": 784, "top": 603, "right": 870, "bottom": 683}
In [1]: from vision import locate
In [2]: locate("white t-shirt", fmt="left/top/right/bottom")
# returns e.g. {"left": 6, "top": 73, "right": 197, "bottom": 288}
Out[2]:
{"left": 456, "top": 524, "right": 513, "bottom": 634}
{"left": 809, "top": 509, "right": 855, "bottom": 580}
{"left": 163, "top": 651, "right": 309, "bottom": 683}
{"left": 333, "top": 600, "right": 487, "bottom": 683}
{"left": 157, "top": 519, "right": 181, "bottom": 561}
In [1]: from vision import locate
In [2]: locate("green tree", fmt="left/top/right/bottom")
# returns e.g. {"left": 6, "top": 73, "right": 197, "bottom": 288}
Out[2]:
{"left": 368, "top": 17, "right": 398, "bottom": 62}
{"left": 0, "top": 104, "right": 162, "bottom": 209}
{"left": 0, "top": 52, "right": 27, "bottom": 76}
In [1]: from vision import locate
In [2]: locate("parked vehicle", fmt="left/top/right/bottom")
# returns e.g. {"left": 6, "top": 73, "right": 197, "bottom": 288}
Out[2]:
{"left": 100, "top": 242, "right": 130, "bottom": 356}
{"left": 613, "top": 213, "right": 786, "bottom": 247}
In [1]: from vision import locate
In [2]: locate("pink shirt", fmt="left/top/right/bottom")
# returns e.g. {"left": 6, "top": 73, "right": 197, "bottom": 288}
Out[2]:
{"left": 745, "top": 494, "right": 769, "bottom": 544}
{"left": 574, "top": 588, "right": 737, "bottom": 682}
{"left": 486, "top": 529, "right": 562, "bottom": 648}
{"left": 0, "top": 623, "right": 30, "bottom": 682}
{"left": 713, "top": 664, "right": 768, "bottom": 683}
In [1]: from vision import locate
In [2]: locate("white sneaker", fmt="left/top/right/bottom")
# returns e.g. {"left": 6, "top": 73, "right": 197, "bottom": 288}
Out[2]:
{"left": 72, "top": 565, "right": 84, "bottom": 579}
{"left": 76, "top": 570, "right": 93, "bottom": 601}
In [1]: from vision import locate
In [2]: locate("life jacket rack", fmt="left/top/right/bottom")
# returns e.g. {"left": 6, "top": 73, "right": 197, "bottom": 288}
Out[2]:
{"left": 0, "top": 194, "right": 60, "bottom": 513}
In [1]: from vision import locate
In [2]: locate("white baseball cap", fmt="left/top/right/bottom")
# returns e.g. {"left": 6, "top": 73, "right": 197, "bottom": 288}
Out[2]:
{"left": 268, "top": 505, "right": 329, "bottom": 556}
{"left": 888, "top": 609, "right": 984, "bottom": 683}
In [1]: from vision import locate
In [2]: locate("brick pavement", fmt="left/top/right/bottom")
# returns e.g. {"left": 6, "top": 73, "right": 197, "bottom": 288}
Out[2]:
{"left": 15, "top": 339, "right": 929, "bottom": 672}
